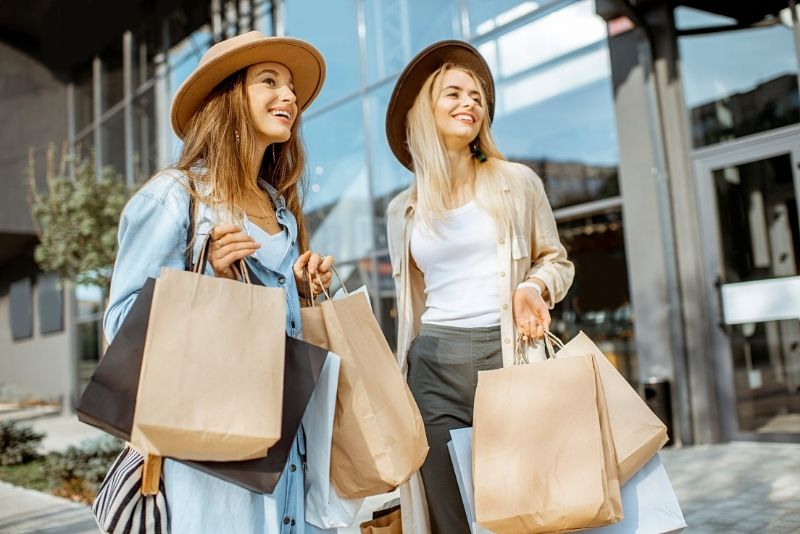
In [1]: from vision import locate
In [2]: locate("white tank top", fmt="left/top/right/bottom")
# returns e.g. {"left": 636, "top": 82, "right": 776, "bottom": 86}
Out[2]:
{"left": 410, "top": 200, "right": 500, "bottom": 327}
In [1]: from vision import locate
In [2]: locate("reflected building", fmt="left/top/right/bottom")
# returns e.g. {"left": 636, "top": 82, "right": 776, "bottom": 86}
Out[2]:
{"left": 0, "top": 0, "right": 799, "bottom": 445}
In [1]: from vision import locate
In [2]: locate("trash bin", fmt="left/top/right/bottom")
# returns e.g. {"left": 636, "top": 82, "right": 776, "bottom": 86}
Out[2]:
{"left": 643, "top": 378, "right": 673, "bottom": 447}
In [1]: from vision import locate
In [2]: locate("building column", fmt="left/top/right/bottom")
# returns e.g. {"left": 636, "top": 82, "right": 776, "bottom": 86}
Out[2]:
{"left": 598, "top": 0, "right": 722, "bottom": 445}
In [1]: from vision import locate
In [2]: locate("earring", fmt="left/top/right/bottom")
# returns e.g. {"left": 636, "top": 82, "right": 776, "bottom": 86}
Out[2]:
{"left": 234, "top": 131, "right": 240, "bottom": 143}
{"left": 271, "top": 144, "right": 277, "bottom": 163}
{"left": 471, "top": 140, "right": 488, "bottom": 163}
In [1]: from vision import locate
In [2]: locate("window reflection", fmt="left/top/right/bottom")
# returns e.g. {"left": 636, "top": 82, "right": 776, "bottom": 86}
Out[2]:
{"left": 303, "top": 100, "right": 372, "bottom": 264}
{"left": 284, "top": 0, "right": 360, "bottom": 109}
{"left": 367, "top": 82, "right": 414, "bottom": 249}
{"left": 677, "top": 7, "right": 800, "bottom": 147}
{"left": 552, "top": 210, "right": 637, "bottom": 383}
{"left": 467, "top": 0, "right": 541, "bottom": 36}
{"left": 364, "top": 0, "right": 461, "bottom": 83}
{"left": 133, "top": 88, "right": 157, "bottom": 183}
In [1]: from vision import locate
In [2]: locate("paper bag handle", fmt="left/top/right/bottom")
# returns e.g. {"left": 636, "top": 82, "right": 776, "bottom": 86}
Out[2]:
{"left": 306, "top": 266, "right": 346, "bottom": 306}
{"left": 514, "top": 330, "right": 565, "bottom": 365}
{"left": 193, "top": 230, "right": 250, "bottom": 284}
{"left": 141, "top": 454, "right": 162, "bottom": 496}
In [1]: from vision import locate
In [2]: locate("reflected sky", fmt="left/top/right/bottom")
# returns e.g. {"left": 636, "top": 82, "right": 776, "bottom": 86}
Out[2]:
{"left": 677, "top": 7, "right": 798, "bottom": 108}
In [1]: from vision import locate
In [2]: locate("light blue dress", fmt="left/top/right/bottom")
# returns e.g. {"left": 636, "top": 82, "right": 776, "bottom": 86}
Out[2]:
{"left": 104, "top": 170, "right": 334, "bottom": 534}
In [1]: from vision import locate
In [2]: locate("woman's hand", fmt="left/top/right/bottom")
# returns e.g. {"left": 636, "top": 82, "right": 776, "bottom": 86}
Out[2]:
{"left": 209, "top": 224, "right": 261, "bottom": 279}
{"left": 512, "top": 278, "right": 550, "bottom": 340}
{"left": 293, "top": 251, "right": 335, "bottom": 298}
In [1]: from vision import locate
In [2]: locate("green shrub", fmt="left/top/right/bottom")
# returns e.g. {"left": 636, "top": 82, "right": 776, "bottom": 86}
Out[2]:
{"left": 48, "top": 435, "right": 124, "bottom": 503}
{"left": 0, "top": 421, "right": 45, "bottom": 466}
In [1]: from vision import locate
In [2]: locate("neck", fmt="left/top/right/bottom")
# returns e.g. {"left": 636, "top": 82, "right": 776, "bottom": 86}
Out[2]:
{"left": 445, "top": 144, "right": 474, "bottom": 188}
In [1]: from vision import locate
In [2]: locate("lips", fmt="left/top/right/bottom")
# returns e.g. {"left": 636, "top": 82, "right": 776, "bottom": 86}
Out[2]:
{"left": 452, "top": 113, "right": 475, "bottom": 123}
{"left": 269, "top": 107, "right": 293, "bottom": 124}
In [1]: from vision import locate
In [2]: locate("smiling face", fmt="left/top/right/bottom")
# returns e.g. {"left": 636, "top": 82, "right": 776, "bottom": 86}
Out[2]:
{"left": 245, "top": 62, "right": 298, "bottom": 148}
{"left": 432, "top": 68, "right": 485, "bottom": 151}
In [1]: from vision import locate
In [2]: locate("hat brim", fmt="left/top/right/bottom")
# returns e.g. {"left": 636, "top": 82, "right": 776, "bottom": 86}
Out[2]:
{"left": 171, "top": 37, "right": 326, "bottom": 139}
{"left": 385, "top": 40, "right": 495, "bottom": 170}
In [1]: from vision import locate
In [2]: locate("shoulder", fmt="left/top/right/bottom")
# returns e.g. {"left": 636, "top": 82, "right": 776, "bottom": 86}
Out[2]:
{"left": 495, "top": 160, "right": 542, "bottom": 198}
{"left": 386, "top": 186, "right": 414, "bottom": 222}
{"left": 123, "top": 169, "right": 192, "bottom": 228}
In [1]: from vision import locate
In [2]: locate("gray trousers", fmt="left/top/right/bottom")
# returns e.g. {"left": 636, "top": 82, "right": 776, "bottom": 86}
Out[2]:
{"left": 407, "top": 323, "right": 503, "bottom": 534}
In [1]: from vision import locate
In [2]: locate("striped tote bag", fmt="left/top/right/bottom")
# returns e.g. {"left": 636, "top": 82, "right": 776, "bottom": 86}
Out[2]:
{"left": 92, "top": 446, "right": 169, "bottom": 534}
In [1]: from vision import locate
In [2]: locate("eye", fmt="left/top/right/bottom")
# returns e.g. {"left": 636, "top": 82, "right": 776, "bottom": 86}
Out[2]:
{"left": 447, "top": 92, "right": 458, "bottom": 98}
{"left": 262, "top": 77, "right": 276, "bottom": 87}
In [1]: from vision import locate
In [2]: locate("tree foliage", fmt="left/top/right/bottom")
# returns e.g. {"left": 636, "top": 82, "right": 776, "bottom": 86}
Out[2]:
{"left": 27, "top": 145, "right": 130, "bottom": 289}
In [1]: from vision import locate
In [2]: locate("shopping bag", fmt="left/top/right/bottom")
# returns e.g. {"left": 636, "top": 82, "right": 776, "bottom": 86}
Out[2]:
{"left": 473, "top": 348, "right": 622, "bottom": 533}
{"left": 303, "top": 351, "right": 365, "bottom": 527}
{"left": 360, "top": 507, "right": 403, "bottom": 534}
{"left": 301, "top": 277, "right": 428, "bottom": 498}
{"left": 550, "top": 331, "right": 668, "bottom": 483}
{"left": 78, "top": 261, "right": 328, "bottom": 493}
{"left": 448, "top": 427, "right": 493, "bottom": 534}
{"left": 591, "top": 454, "right": 686, "bottom": 534}
{"left": 451, "top": 427, "right": 685, "bottom": 534}
{"left": 131, "top": 237, "right": 286, "bottom": 461}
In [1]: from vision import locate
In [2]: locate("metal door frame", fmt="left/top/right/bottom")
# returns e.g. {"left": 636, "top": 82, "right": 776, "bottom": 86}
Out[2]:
{"left": 693, "top": 123, "right": 800, "bottom": 442}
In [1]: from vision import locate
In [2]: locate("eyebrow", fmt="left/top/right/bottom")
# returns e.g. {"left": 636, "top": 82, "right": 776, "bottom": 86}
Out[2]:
{"left": 442, "top": 85, "right": 480, "bottom": 96}
{"left": 254, "top": 68, "right": 295, "bottom": 87}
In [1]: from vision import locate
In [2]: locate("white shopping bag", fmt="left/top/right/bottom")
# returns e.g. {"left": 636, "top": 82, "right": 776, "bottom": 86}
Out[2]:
{"left": 449, "top": 428, "right": 686, "bottom": 534}
{"left": 448, "top": 427, "right": 494, "bottom": 534}
{"left": 303, "top": 352, "right": 364, "bottom": 528}
{"left": 590, "top": 453, "right": 686, "bottom": 534}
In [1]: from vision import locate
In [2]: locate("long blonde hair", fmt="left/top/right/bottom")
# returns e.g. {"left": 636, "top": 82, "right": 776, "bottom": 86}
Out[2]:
{"left": 175, "top": 69, "right": 309, "bottom": 250}
{"left": 407, "top": 63, "right": 520, "bottom": 236}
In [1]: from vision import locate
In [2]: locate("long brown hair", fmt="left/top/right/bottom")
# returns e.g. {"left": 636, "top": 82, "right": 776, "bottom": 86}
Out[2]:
{"left": 175, "top": 69, "right": 309, "bottom": 250}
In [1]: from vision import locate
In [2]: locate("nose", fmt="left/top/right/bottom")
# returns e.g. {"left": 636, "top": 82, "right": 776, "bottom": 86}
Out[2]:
{"left": 278, "top": 84, "right": 297, "bottom": 104}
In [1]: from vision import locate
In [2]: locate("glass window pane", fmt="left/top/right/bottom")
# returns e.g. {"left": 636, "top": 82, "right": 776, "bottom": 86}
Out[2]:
{"left": 100, "top": 110, "right": 126, "bottom": 179}
{"left": 364, "top": 0, "right": 462, "bottom": 83}
{"left": 467, "top": 0, "right": 543, "bottom": 37}
{"left": 303, "top": 99, "right": 372, "bottom": 263}
{"left": 9, "top": 278, "right": 33, "bottom": 341}
{"left": 133, "top": 88, "right": 157, "bottom": 183}
{"left": 713, "top": 154, "right": 799, "bottom": 284}
{"left": 101, "top": 50, "right": 124, "bottom": 112}
{"left": 132, "top": 31, "right": 158, "bottom": 89}
{"left": 367, "top": 82, "right": 413, "bottom": 250}
{"left": 38, "top": 273, "right": 64, "bottom": 335}
{"left": 552, "top": 211, "right": 637, "bottom": 384}
{"left": 167, "top": 25, "right": 213, "bottom": 160}
{"left": 678, "top": 7, "right": 800, "bottom": 147}
{"left": 74, "top": 69, "right": 94, "bottom": 133}
{"left": 489, "top": 49, "right": 619, "bottom": 208}
{"left": 485, "top": 0, "right": 607, "bottom": 78}
{"left": 255, "top": 0, "right": 273, "bottom": 35}
{"left": 284, "top": 0, "right": 360, "bottom": 110}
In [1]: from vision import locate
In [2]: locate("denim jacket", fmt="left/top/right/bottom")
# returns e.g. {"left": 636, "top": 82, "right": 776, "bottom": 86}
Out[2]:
{"left": 104, "top": 170, "right": 327, "bottom": 534}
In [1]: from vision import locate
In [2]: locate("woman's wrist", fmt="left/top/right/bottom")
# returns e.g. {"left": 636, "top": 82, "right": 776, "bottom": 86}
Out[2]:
{"left": 517, "top": 280, "right": 542, "bottom": 294}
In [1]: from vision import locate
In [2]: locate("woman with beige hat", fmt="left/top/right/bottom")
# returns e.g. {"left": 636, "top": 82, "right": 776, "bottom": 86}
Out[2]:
{"left": 385, "top": 41, "right": 574, "bottom": 532}
{"left": 103, "top": 31, "right": 335, "bottom": 533}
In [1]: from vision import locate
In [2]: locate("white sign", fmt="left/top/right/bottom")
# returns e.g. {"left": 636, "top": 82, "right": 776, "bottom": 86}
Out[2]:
{"left": 721, "top": 276, "right": 800, "bottom": 325}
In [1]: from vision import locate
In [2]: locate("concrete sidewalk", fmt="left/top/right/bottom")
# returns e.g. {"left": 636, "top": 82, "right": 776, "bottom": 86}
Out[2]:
{"left": 0, "top": 428, "right": 798, "bottom": 532}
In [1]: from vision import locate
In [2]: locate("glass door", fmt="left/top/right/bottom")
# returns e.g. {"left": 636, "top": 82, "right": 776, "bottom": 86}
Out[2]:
{"left": 695, "top": 126, "right": 800, "bottom": 441}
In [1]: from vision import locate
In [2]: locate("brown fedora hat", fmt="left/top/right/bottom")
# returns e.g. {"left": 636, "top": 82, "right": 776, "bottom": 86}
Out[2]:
{"left": 170, "top": 31, "right": 326, "bottom": 139}
{"left": 385, "top": 40, "right": 495, "bottom": 170}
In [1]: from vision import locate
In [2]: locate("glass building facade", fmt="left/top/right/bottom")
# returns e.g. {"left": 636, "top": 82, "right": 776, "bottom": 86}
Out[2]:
{"left": 67, "top": 0, "right": 635, "bottom": 387}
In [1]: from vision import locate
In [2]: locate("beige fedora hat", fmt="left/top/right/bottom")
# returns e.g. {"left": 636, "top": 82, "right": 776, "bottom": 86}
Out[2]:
{"left": 170, "top": 31, "right": 326, "bottom": 139}
{"left": 385, "top": 40, "right": 495, "bottom": 170}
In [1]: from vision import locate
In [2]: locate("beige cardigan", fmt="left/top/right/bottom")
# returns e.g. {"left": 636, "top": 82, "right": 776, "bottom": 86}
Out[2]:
{"left": 386, "top": 160, "right": 575, "bottom": 533}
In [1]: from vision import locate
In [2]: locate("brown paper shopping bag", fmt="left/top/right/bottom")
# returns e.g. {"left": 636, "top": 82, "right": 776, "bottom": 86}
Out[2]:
{"left": 473, "top": 351, "right": 622, "bottom": 533}
{"left": 131, "top": 237, "right": 286, "bottom": 462}
{"left": 359, "top": 507, "right": 403, "bottom": 534}
{"left": 301, "top": 281, "right": 428, "bottom": 498}
{"left": 552, "top": 331, "right": 668, "bottom": 483}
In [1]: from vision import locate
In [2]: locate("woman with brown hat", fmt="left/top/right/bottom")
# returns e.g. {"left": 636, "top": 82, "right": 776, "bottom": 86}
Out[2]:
{"left": 103, "top": 31, "right": 336, "bottom": 533}
{"left": 385, "top": 41, "right": 575, "bottom": 532}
